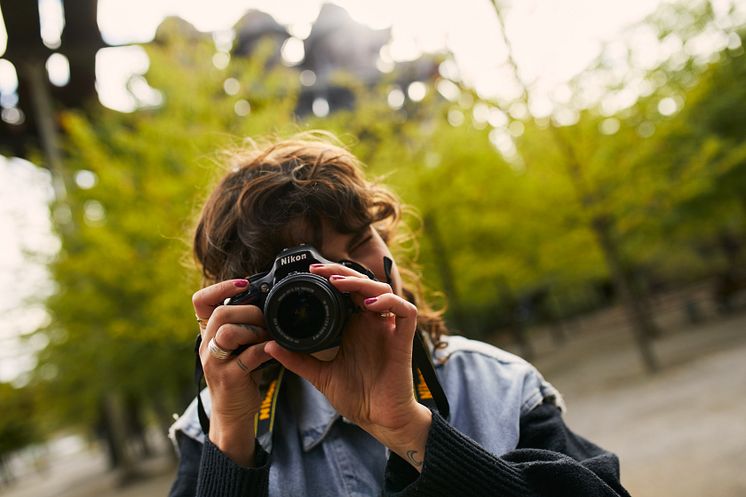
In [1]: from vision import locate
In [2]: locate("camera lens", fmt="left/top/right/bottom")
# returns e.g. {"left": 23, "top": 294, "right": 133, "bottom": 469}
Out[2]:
{"left": 264, "top": 273, "right": 349, "bottom": 352}
{"left": 275, "top": 289, "right": 326, "bottom": 339}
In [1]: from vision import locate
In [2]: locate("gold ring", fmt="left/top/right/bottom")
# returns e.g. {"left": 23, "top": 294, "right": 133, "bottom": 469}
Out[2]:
{"left": 207, "top": 337, "right": 231, "bottom": 360}
{"left": 379, "top": 311, "right": 395, "bottom": 319}
{"left": 196, "top": 314, "right": 208, "bottom": 331}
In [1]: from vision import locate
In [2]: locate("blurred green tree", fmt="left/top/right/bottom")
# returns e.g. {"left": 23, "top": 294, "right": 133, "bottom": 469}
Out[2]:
{"left": 30, "top": 1, "right": 746, "bottom": 457}
{"left": 477, "top": 0, "right": 746, "bottom": 371}
{"left": 34, "top": 28, "right": 300, "bottom": 470}
{"left": 0, "top": 382, "right": 40, "bottom": 478}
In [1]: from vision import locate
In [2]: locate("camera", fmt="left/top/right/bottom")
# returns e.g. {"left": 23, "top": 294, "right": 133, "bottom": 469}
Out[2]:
{"left": 224, "top": 245, "right": 371, "bottom": 353}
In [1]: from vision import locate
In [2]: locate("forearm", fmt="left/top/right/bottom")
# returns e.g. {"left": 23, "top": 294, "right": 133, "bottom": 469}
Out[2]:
{"left": 385, "top": 412, "right": 537, "bottom": 497}
{"left": 370, "top": 403, "right": 432, "bottom": 472}
{"left": 208, "top": 418, "right": 256, "bottom": 467}
{"left": 196, "top": 438, "right": 270, "bottom": 497}
{"left": 385, "top": 408, "right": 630, "bottom": 497}
{"left": 168, "top": 431, "right": 270, "bottom": 497}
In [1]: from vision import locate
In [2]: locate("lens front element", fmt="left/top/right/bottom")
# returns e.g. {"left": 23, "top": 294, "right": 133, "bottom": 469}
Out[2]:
{"left": 264, "top": 273, "right": 348, "bottom": 352}
{"left": 276, "top": 287, "right": 326, "bottom": 339}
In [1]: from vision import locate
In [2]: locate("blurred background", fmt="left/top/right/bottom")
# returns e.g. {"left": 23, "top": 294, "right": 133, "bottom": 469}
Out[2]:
{"left": 1, "top": 0, "right": 745, "bottom": 496}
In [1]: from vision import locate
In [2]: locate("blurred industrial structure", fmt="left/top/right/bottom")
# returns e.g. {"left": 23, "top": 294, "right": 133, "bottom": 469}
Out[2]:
{"left": 0, "top": 1, "right": 439, "bottom": 161}
{"left": 0, "top": 0, "right": 103, "bottom": 157}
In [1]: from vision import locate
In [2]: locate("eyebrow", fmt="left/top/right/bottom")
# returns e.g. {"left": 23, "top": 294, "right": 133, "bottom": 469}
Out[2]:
{"left": 346, "top": 225, "right": 371, "bottom": 251}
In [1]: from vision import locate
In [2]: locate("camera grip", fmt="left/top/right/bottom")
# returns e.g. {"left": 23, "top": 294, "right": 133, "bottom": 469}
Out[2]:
{"left": 224, "top": 285, "right": 263, "bottom": 306}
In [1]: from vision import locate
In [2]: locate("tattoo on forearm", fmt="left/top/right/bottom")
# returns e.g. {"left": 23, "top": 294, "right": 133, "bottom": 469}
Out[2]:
{"left": 406, "top": 450, "right": 423, "bottom": 468}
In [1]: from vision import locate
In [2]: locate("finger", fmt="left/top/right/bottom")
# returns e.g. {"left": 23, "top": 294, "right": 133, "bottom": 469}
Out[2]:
{"left": 265, "top": 341, "right": 325, "bottom": 388}
{"left": 235, "top": 342, "right": 273, "bottom": 373}
{"left": 193, "top": 279, "right": 250, "bottom": 320}
{"left": 215, "top": 324, "right": 269, "bottom": 351}
{"left": 309, "top": 263, "right": 369, "bottom": 279}
{"left": 205, "top": 304, "right": 264, "bottom": 334}
{"left": 363, "top": 294, "right": 418, "bottom": 339}
{"left": 200, "top": 305, "right": 264, "bottom": 355}
{"left": 328, "top": 275, "right": 392, "bottom": 298}
{"left": 201, "top": 336, "right": 233, "bottom": 365}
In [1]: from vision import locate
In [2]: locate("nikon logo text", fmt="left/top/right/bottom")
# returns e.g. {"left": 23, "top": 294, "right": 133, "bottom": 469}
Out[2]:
{"left": 280, "top": 253, "right": 307, "bottom": 266}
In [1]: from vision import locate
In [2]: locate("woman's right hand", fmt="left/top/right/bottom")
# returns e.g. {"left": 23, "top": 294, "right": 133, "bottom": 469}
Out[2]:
{"left": 193, "top": 278, "right": 272, "bottom": 466}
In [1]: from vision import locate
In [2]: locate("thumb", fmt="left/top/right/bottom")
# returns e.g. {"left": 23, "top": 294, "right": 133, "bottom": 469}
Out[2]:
{"left": 265, "top": 341, "right": 325, "bottom": 388}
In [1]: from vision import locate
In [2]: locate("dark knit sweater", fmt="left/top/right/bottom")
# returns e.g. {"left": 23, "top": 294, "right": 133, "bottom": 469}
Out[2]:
{"left": 168, "top": 403, "right": 630, "bottom": 497}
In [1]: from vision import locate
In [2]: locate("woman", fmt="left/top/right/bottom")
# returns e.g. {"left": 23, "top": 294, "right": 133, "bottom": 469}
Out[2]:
{"left": 168, "top": 133, "right": 631, "bottom": 497}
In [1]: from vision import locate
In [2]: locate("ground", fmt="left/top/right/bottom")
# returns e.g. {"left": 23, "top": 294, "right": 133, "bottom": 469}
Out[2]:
{"left": 1, "top": 292, "right": 744, "bottom": 497}
{"left": 525, "top": 303, "right": 746, "bottom": 497}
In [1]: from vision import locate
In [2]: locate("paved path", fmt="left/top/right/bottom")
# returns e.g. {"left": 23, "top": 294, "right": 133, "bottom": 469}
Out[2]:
{"left": 528, "top": 312, "right": 746, "bottom": 497}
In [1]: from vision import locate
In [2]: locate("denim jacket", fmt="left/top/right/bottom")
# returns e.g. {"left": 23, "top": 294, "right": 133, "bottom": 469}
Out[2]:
{"left": 170, "top": 335, "right": 564, "bottom": 497}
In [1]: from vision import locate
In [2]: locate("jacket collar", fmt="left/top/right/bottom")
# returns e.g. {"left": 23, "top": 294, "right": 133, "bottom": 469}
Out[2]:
{"left": 289, "top": 373, "right": 340, "bottom": 452}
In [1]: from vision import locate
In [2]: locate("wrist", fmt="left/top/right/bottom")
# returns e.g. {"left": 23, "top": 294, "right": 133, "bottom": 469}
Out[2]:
{"left": 371, "top": 403, "right": 432, "bottom": 472}
{"left": 209, "top": 417, "right": 257, "bottom": 467}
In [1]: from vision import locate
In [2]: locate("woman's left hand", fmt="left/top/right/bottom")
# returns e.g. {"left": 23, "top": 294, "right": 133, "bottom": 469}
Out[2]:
{"left": 264, "top": 263, "right": 432, "bottom": 468}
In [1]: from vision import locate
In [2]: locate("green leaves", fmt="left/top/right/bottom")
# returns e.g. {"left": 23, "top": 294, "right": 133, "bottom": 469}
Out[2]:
{"left": 0, "top": 383, "right": 40, "bottom": 459}
{"left": 33, "top": 9, "right": 746, "bottom": 432}
{"left": 36, "top": 37, "right": 302, "bottom": 428}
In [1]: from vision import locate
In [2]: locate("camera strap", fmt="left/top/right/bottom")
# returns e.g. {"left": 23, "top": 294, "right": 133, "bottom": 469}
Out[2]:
{"left": 193, "top": 334, "right": 283, "bottom": 441}
{"left": 250, "top": 329, "right": 447, "bottom": 454}
{"left": 384, "top": 255, "right": 449, "bottom": 418}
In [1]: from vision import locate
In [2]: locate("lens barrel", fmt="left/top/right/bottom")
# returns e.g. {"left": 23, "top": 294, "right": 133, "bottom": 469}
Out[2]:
{"left": 264, "top": 273, "right": 349, "bottom": 352}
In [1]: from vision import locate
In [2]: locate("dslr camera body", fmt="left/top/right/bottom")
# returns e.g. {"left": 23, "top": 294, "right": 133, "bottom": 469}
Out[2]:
{"left": 225, "top": 245, "right": 372, "bottom": 353}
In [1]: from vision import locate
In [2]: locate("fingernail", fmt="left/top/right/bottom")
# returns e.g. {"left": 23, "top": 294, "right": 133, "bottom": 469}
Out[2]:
{"left": 310, "top": 264, "right": 324, "bottom": 269}
{"left": 364, "top": 297, "right": 377, "bottom": 305}
{"left": 330, "top": 275, "right": 346, "bottom": 281}
{"left": 235, "top": 279, "right": 249, "bottom": 288}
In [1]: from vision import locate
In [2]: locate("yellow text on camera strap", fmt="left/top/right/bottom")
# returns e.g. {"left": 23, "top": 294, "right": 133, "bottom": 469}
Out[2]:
{"left": 415, "top": 368, "right": 434, "bottom": 401}
{"left": 254, "top": 367, "right": 286, "bottom": 439}
{"left": 254, "top": 365, "right": 436, "bottom": 452}
{"left": 251, "top": 328, "right": 449, "bottom": 455}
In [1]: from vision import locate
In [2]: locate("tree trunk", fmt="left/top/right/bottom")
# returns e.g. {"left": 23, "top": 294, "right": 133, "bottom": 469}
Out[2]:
{"left": 152, "top": 396, "right": 180, "bottom": 463}
{"left": 549, "top": 126, "right": 661, "bottom": 373}
{"left": 102, "top": 392, "right": 138, "bottom": 482}
{"left": 423, "top": 212, "right": 466, "bottom": 330}
{"left": 497, "top": 279, "right": 535, "bottom": 360}
{"left": 547, "top": 292, "right": 568, "bottom": 345}
{"left": 591, "top": 216, "right": 660, "bottom": 372}
{"left": 125, "top": 396, "right": 152, "bottom": 458}
{"left": 21, "top": 62, "right": 71, "bottom": 204}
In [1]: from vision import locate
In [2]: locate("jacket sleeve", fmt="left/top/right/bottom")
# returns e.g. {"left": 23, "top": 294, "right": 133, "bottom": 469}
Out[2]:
{"left": 167, "top": 432, "right": 271, "bottom": 497}
{"left": 384, "top": 403, "right": 631, "bottom": 497}
{"left": 168, "top": 432, "right": 202, "bottom": 497}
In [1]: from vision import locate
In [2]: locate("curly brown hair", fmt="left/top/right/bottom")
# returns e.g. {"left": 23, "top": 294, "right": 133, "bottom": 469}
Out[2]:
{"left": 193, "top": 131, "right": 446, "bottom": 342}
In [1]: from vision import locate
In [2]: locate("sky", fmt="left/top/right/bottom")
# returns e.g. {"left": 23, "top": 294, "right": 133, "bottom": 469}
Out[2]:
{"left": 0, "top": 0, "right": 713, "bottom": 383}
{"left": 0, "top": 157, "right": 57, "bottom": 382}
{"left": 94, "top": 0, "right": 664, "bottom": 111}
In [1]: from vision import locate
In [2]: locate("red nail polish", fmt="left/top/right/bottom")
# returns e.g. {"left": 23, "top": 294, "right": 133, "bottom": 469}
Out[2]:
{"left": 330, "top": 275, "right": 346, "bottom": 281}
{"left": 310, "top": 264, "right": 324, "bottom": 269}
{"left": 364, "top": 297, "right": 377, "bottom": 305}
{"left": 235, "top": 279, "right": 249, "bottom": 288}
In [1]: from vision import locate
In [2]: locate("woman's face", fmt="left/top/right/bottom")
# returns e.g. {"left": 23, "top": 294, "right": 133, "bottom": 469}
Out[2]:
{"left": 287, "top": 219, "right": 403, "bottom": 361}
{"left": 315, "top": 220, "right": 403, "bottom": 296}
